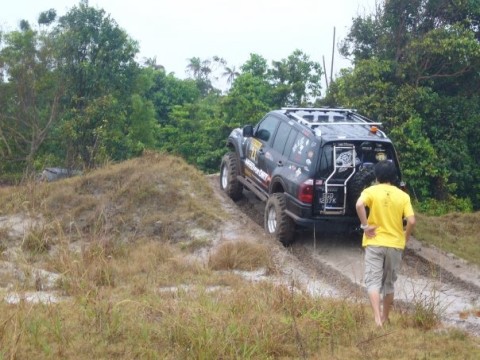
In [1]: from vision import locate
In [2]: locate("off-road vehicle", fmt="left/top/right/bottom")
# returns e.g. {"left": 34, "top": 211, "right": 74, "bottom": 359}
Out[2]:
{"left": 220, "top": 107, "right": 404, "bottom": 245}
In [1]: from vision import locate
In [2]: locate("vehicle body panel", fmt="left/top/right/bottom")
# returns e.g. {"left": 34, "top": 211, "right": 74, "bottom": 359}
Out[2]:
{"left": 224, "top": 107, "right": 404, "bottom": 238}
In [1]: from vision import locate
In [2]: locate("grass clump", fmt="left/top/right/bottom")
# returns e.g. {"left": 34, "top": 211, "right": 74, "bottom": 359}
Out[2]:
{"left": 396, "top": 290, "right": 445, "bottom": 330}
{"left": 21, "top": 225, "right": 54, "bottom": 255}
{"left": 208, "top": 240, "right": 275, "bottom": 272}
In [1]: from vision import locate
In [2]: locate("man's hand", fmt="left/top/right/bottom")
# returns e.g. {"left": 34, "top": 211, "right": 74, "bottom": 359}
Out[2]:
{"left": 364, "top": 225, "right": 377, "bottom": 238}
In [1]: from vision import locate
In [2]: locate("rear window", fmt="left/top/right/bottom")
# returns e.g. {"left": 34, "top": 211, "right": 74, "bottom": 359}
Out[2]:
{"left": 316, "top": 141, "right": 397, "bottom": 178}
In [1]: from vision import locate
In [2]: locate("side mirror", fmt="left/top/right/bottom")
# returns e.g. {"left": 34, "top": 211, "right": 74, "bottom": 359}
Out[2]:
{"left": 243, "top": 125, "right": 254, "bottom": 137}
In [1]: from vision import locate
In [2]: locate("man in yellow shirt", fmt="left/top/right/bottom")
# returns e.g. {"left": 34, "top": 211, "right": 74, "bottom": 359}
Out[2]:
{"left": 356, "top": 160, "right": 416, "bottom": 327}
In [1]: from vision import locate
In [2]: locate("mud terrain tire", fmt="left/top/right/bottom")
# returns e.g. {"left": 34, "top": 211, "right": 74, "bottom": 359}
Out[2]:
{"left": 220, "top": 152, "right": 243, "bottom": 201}
{"left": 265, "top": 193, "right": 295, "bottom": 246}
{"left": 347, "top": 166, "right": 376, "bottom": 212}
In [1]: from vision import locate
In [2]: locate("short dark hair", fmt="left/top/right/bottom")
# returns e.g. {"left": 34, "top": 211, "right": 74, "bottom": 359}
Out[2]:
{"left": 374, "top": 160, "right": 397, "bottom": 184}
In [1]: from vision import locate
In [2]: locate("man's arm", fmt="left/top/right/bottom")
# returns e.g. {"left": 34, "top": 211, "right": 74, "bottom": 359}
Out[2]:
{"left": 356, "top": 198, "right": 376, "bottom": 238}
{"left": 356, "top": 198, "right": 368, "bottom": 226}
{"left": 404, "top": 215, "right": 416, "bottom": 243}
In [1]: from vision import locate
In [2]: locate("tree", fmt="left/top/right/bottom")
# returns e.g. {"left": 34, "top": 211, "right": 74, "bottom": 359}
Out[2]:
{"left": 186, "top": 56, "right": 225, "bottom": 96}
{"left": 221, "top": 51, "right": 324, "bottom": 124}
{"left": 222, "top": 65, "right": 240, "bottom": 87}
{"left": 221, "top": 72, "right": 273, "bottom": 126}
{"left": 401, "top": 24, "right": 480, "bottom": 93}
{"left": 38, "top": 9, "right": 56, "bottom": 26}
{"left": 53, "top": 2, "right": 141, "bottom": 168}
{"left": 331, "top": 0, "right": 480, "bottom": 209}
{"left": 157, "top": 94, "right": 229, "bottom": 173}
{"left": 186, "top": 57, "right": 203, "bottom": 79}
{"left": 268, "top": 49, "right": 322, "bottom": 106}
{"left": 323, "top": 59, "right": 398, "bottom": 121}
{"left": 145, "top": 67, "right": 201, "bottom": 125}
{"left": 0, "top": 20, "right": 63, "bottom": 179}
{"left": 241, "top": 53, "right": 269, "bottom": 77}
{"left": 341, "top": 0, "right": 480, "bottom": 73}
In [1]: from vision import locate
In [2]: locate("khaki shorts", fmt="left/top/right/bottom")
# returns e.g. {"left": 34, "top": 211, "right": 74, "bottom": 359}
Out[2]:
{"left": 364, "top": 246, "right": 403, "bottom": 295}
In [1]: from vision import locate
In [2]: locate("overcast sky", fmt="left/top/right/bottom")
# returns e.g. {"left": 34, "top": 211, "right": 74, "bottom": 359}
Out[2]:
{"left": 1, "top": 0, "right": 378, "bottom": 81}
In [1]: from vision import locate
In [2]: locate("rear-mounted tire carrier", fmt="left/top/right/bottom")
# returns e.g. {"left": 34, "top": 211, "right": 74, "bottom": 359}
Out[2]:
{"left": 347, "top": 166, "right": 376, "bottom": 213}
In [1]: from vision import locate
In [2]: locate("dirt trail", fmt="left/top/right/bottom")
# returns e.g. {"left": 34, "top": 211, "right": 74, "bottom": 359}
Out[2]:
{"left": 1, "top": 175, "right": 479, "bottom": 336}
{"left": 208, "top": 175, "right": 480, "bottom": 336}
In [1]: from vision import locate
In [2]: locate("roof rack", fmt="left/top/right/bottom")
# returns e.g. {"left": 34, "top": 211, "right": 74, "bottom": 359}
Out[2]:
{"left": 281, "top": 107, "right": 382, "bottom": 129}
{"left": 282, "top": 107, "right": 356, "bottom": 114}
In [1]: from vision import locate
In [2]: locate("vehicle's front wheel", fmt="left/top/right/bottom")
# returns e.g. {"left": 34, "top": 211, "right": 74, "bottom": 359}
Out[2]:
{"left": 220, "top": 152, "right": 243, "bottom": 201}
{"left": 264, "top": 193, "right": 295, "bottom": 246}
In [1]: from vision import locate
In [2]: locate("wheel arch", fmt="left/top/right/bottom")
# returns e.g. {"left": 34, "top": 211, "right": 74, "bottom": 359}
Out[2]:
{"left": 227, "top": 137, "right": 246, "bottom": 161}
{"left": 269, "top": 176, "right": 287, "bottom": 194}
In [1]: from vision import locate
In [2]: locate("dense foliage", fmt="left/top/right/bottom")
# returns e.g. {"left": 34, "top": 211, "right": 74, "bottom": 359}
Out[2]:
{"left": 329, "top": 0, "right": 480, "bottom": 209}
{"left": 1, "top": 0, "right": 479, "bottom": 210}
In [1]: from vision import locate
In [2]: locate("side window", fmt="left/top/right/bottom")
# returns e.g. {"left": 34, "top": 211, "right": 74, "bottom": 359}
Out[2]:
{"left": 283, "top": 128, "right": 298, "bottom": 158}
{"left": 271, "top": 122, "right": 292, "bottom": 155}
{"left": 256, "top": 115, "right": 280, "bottom": 143}
{"left": 289, "top": 132, "right": 313, "bottom": 166}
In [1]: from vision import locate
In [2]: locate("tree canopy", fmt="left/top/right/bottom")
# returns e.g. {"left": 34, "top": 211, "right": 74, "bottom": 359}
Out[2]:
{"left": 331, "top": 0, "right": 480, "bottom": 209}
{"left": 1, "top": 0, "right": 479, "bottom": 211}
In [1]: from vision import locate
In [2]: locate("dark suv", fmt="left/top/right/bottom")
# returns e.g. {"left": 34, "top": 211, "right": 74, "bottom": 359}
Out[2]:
{"left": 220, "top": 107, "right": 404, "bottom": 245}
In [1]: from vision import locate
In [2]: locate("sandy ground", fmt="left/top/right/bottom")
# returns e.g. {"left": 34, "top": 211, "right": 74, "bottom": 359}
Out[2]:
{"left": 207, "top": 174, "right": 480, "bottom": 336}
{"left": 0, "top": 175, "right": 479, "bottom": 336}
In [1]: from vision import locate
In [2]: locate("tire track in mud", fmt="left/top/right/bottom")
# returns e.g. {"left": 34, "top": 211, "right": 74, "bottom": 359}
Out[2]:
{"left": 227, "top": 185, "right": 480, "bottom": 336}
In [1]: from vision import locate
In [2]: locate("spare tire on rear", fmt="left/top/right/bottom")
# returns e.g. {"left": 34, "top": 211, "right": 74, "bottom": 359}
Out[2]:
{"left": 347, "top": 166, "right": 376, "bottom": 213}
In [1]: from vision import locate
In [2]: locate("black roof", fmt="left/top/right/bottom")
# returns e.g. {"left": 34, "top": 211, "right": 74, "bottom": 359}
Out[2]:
{"left": 273, "top": 108, "right": 391, "bottom": 143}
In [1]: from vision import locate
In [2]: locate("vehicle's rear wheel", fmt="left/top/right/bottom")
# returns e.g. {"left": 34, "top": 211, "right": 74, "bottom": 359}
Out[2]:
{"left": 265, "top": 193, "right": 295, "bottom": 246}
{"left": 220, "top": 152, "right": 243, "bottom": 201}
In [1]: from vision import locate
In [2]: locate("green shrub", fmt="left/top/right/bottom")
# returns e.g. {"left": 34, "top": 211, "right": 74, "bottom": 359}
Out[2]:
{"left": 415, "top": 196, "right": 473, "bottom": 216}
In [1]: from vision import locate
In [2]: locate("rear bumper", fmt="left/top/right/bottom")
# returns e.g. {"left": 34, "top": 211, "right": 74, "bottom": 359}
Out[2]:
{"left": 285, "top": 194, "right": 360, "bottom": 231}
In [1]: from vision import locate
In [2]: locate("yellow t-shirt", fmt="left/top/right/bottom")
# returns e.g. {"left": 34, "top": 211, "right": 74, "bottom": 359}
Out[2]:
{"left": 359, "top": 183, "right": 414, "bottom": 249}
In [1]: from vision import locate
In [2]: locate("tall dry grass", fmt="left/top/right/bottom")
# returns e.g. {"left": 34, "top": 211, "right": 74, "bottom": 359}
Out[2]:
{"left": 0, "top": 152, "right": 478, "bottom": 358}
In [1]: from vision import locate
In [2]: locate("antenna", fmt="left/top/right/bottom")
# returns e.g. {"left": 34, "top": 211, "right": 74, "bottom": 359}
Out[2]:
{"left": 330, "top": 27, "right": 336, "bottom": 85}
{"left": 322, "top": 56, "right": 329, "bottom": 90}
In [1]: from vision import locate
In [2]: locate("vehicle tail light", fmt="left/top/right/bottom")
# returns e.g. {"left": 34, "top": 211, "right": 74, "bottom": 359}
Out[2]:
{"left": 298, "top": 179, "right": 314, "bottom": 203}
